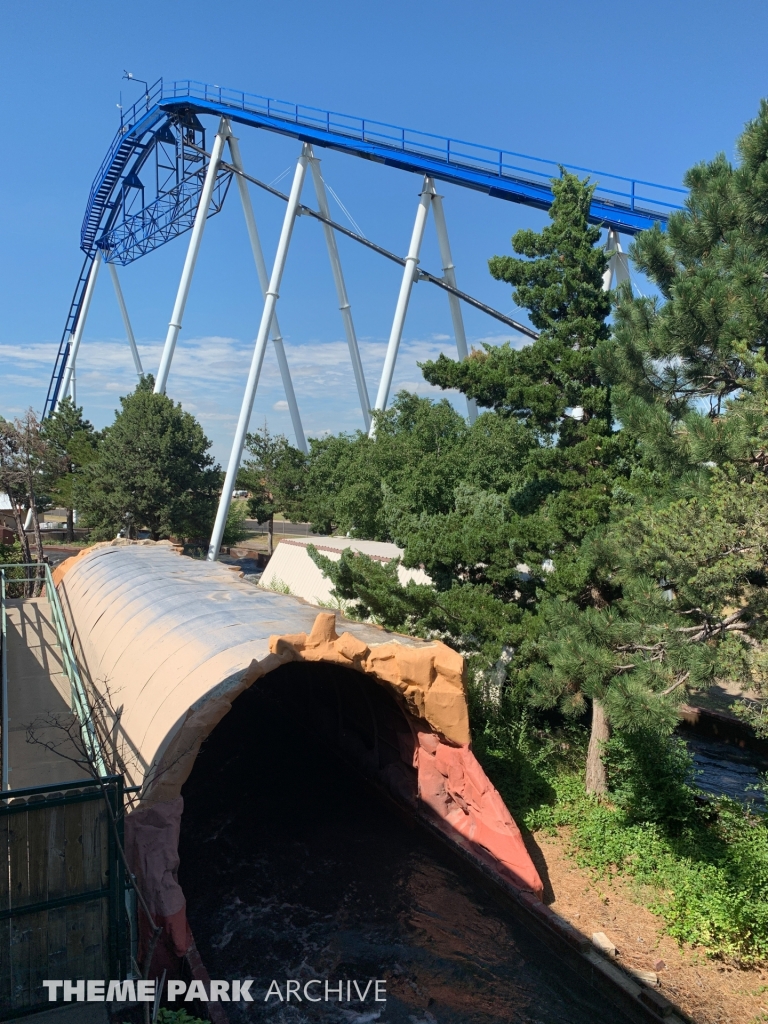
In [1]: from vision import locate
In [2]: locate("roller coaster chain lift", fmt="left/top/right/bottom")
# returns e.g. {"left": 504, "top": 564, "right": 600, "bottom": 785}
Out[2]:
{"left": 46, "top": 78, "right": 686, "bottom": 561}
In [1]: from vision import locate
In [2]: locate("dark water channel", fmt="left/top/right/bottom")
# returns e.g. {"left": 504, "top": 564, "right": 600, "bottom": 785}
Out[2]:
{"left": 179, "top": 683, "right": 627, "bottom": 1024}
{"left": 684, "top": 732, "right": 768, "bottom": 809}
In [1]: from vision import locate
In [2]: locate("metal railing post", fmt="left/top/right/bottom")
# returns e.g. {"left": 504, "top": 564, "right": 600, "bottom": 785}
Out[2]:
{"left": 0, "top": 562, "right": 109, "bottom": 777}
{"left": 43, "top": 564, "right": 107, "bottom": 776}
{"left": 1, "top": 571, "right": 8, "bottom": 790}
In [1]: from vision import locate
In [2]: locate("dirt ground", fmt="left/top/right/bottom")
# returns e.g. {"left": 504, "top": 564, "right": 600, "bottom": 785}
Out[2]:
{"left": 524, "top": 828, "right": 767, "bottom": 1024}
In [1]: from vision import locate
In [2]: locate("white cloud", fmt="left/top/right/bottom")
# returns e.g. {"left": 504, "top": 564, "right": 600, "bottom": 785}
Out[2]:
{"left": 0, "top": 328, "right": 515, "bottom": 462}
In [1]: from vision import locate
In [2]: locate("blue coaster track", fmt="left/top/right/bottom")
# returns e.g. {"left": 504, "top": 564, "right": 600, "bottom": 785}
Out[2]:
{"left": 45, "top": 78, "right": 686, "bottom": 417}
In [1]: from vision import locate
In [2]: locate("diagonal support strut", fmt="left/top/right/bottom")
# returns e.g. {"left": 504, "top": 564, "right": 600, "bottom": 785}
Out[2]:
{"left": 154, "top": 117, "right": 232, "bottom": 395}
{"left": 308, "top": 149, "right": 371, "bottom": 432}
{"left": 227, "top": 134, "right": 308, "bottom": 453}
{"left": 370, "top": 177, "right": 433, "bottom": 438}
{"left": 429, "top": 183, "right": 477, "bottom": 424}
{"left": 107, "top": 263, "right": 144, "bottom": 378}
{"left": 207, "top": 145, "right": 310, "bottom": 562}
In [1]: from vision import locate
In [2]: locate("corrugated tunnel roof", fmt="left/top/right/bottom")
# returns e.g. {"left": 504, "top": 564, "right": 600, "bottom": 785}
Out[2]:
{"left": 54, "top": 540, "right": 542, "bottom": 963}
{"left": 56, "top": 542, "right": 439, "bottom": 802}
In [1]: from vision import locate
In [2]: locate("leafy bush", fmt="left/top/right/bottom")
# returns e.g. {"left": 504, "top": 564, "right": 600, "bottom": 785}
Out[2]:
{"left": 469, "top": 693, "right": 558, "bottom": 824}
{"left": 603, "top": 731, "right": 699, "bottom": 831}
{"left": 222, "top": 499, "right": 248, "bottom": 546}
{"left": 156, "top": 1010, "right": 206, "bottom": 1024}
{"left": 476, "top": 726, "right": 768, "bottom": 963}
{"left": 0, "top": 541, "right": 28, "bottom": 597}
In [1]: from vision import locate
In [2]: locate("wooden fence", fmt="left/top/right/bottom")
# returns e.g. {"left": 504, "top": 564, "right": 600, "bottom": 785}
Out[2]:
{"left": 0, "top": 777, "right": 129, "bottom": 1018}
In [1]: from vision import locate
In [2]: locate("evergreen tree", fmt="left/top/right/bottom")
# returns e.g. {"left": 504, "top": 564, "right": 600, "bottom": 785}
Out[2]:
{"left": 76, "top": 376, "right": 219, "bottom": 541}
{"left": 238, "top": 424, "right": 307, "bottom": 555}
{"left": 421, "top": 171, "right": 611, "bottom": 439}
{"left": 605, "top": 100, "right": 768, "bottom": 419}
{"left": 0, "top": 411, "right": 56, "bottom": 592}
{"left": 307, "top": 174, "right": 656, "bottom": 793}
{"left": 300, "top": 393, "right": 476, "bottom": 538}
{"left": 417, "top": 174, "right": 651, "bottom": 791}
{"left": 306, "top": 147, "right": 768, "bottom": 796}
{"left": 40, "top": 397, "right": 100, "bottom": 541}
{"left": 595, "top": 101, "right": 768, "bottom": 742}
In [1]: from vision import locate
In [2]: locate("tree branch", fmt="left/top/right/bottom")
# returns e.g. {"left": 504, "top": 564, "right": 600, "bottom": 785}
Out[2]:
{"left": 661, "top": 671, "right": 690, "bottom": 697}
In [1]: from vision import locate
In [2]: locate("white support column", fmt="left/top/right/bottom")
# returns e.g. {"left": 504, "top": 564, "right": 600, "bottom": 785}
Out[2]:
{"left": 108, "top": 262, "right": 144, "bottom": 377}
{"left": 602, "top": 228, "right": 630, "bottom": 291}
{"left": 155, "top": 117, "right": 231, "bottom": 394}
{"left": 429, "top": 188, "right": 477, "bottom": 425}
{"left": 308, "top": 150, "right": 371, "bottom": 432}
{"left": 370, "top": 178, "right": 433, "bottom": 437}
{"left": 207, "top": 146, "right": 309, "bottom": 562}
{"left": 59, "top": 250, "right": 102, "bottom": 404}
{"left": 227, "top": 134, "right": 308, "bottom": 453}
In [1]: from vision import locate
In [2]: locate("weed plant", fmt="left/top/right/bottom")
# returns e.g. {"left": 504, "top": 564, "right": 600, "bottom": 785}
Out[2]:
{"left": 473, "top": 693, "right": 768, "bottom": 963}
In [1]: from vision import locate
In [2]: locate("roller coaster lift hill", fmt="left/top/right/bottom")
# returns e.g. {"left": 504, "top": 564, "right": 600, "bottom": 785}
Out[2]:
{"left": 45, "top": 78, "right": 685, "bottom": 561}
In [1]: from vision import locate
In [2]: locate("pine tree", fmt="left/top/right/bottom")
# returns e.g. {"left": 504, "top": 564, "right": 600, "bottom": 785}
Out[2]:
{"left": 592, "top": 101, "right": 768, "bottom": 744}
{"left": 309, "top": 174, "right": 651, "bottom": 793}
{"left": 40, "top": 397, "right": 100, "bottom": 541}
{"left": 305, "top": 156, "right": 768, "bottom": 796}
{"left": 75, "top": 376, "right": 219, "bottom": 541}
{"left": 238, "top": 424, "right": 307, "bottom": 555}
{"left": 605, "top": 100, "right": 768, "bottom": 420}
{"left": 421, "top": 171, "right": 611, "bottom": 440}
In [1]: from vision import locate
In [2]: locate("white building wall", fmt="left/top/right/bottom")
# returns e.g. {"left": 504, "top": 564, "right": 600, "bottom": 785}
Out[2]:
{"left": 258, "top": 538, "right": 431, "bottom": 608}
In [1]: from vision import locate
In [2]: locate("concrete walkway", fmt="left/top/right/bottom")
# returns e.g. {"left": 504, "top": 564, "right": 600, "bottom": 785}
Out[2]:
{"left": 5, "top": 596, "right": 89, "bottom": 790}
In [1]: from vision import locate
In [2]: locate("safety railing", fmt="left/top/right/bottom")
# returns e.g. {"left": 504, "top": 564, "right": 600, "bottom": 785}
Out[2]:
{"left": 83, "top": 77, "right": 686, "bottom": 257}
{"left": 0, "top": 562, "right": 107, "bottom": 789}
{"left": 166, "top": 79, "right": 687, "bottom": 219}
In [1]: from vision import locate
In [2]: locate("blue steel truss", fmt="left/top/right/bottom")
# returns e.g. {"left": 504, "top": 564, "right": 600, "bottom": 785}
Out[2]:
{"left": 100, "top": 170, "right": 232, "bottom": 265}
{"left": 45, "top": 77, "right": 687, "bottom": 417}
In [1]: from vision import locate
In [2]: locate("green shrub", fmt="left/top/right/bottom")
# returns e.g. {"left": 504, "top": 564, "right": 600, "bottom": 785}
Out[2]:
{"left": 476, "top": 726, "right": 768, "bottom": 963}
{"left": 222, "top": 499, "right": 248, "bottom": 546}
{"left": 156, "top": 1009, "right": 207, "bottom": 1024}
{"left": 0, "top": 542, "right": 28, "bottom": 597}
{"left": 603, "top": 731, "right": 699, "bottom": 832}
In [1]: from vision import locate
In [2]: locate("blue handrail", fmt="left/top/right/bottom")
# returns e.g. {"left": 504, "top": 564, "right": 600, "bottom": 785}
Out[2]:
{"left": 80, "top": 77, "right": 685, "bottom": 256}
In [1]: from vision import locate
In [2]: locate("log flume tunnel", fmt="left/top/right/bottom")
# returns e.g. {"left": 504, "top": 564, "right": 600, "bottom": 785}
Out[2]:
{"left": 180, "top": 671, "right": 610, "bottom": 1023}
{"left": 52, "top": 542, "right": 642, "bottom": 1022}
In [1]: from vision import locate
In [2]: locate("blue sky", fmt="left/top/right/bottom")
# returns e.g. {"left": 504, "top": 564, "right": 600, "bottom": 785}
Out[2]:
{"left": 1, "top": 0, "right": 766, "bottom": 463}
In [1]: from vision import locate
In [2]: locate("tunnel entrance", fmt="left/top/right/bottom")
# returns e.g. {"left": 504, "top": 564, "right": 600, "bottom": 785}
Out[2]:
{"left": 177, "top": 663, "right": 629, "bottom": 1023}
